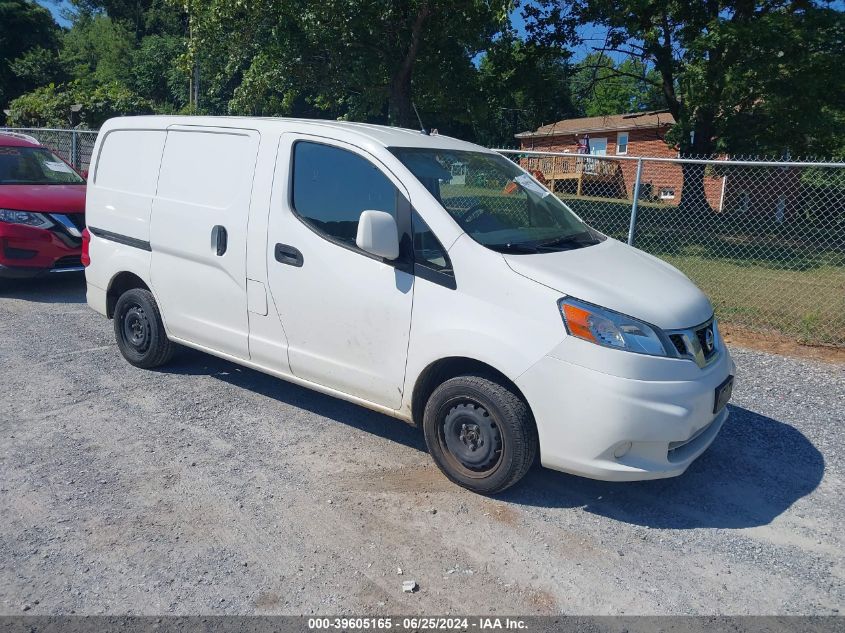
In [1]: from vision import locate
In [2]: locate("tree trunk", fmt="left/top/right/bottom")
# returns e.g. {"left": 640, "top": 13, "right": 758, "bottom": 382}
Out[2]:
{"left": 389, "top": 3, "right": 430, "bottom": 128}
{"left": 390, "top": 74, "right": 413, "bottom": 129}
{"left": 678, "top": 117, "right": 717, "bottom": 212}
{"left": 679, "top": 163, "right": 711, "bottom": 212}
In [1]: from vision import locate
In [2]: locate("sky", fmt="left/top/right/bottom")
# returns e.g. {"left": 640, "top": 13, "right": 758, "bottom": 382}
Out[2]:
{"left": 37, "top": 0, "right": 70, "bottom": 26}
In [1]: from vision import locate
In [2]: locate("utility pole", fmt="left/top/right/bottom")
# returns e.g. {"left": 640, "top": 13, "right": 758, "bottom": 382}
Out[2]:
{"left": 187, "top": 0, "right": 199, "bottom": 109}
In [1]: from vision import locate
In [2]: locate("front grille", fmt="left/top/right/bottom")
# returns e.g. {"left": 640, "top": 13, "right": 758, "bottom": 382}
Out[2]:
{"left": 3, "top": 246, "right": 38, "bottom": 260}
{"left": 695, "top": 324, "right": 717, "bottom": 360}
{"left": 665, "top": 317, "right": 719, "bottom": 368}
{"left": 48, "top": 214, "right": 83, "bottom": 247}
{"left": 669, "top": 334, "right": 687, "bottom": 356}
{"left": 66, "top": 213, "right": 86, "bottom": 231}
{"left": 668, "top": 421, "right": 714, "bottom": 452}
{"left": 53, "top": 256, "right": 82, "bottom": 269}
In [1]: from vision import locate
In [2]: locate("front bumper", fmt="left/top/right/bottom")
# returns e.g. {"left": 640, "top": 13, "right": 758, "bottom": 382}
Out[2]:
{"left": 516, "top": 343, "right": 735, "bottom": 481}
{"left": 0, "top": 222, "right": 83, "bottom": 278}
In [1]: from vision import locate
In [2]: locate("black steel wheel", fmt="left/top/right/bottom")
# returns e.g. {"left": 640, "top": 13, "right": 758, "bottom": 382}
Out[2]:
{"left": 113, "top": 288, "right": 175, "bottom": 369}
{"left": 440, "top": 401, "right": 503, "bottom": 477}
{"left": 423, "top": 374, "right": 537, "bottom": 494}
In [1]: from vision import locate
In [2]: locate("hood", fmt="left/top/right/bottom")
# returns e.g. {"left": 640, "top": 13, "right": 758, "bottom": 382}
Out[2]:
{"left": 504, "top": 238, "right": 713, "bottom": 330}
{"left": 0, "top": 184, "right": 87, "bottom": 214}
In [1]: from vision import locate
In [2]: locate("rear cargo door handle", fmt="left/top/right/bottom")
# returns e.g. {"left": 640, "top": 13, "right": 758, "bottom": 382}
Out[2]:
{"left": 274, "top": 243, "right": 303, "bottom": 267}
{"left": 213, "top": 225, "right": 227, "bottom": 256}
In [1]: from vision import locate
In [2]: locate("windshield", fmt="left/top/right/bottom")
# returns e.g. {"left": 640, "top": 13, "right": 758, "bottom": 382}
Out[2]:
{"left": 391, "top": 148, "right": 602, "bottom": 253}
{"left": 0, "top": 146, "right": 84, "bottom": 185}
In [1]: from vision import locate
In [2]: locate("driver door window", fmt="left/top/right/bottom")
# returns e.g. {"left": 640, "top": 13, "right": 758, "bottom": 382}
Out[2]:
{"left": 292, "top": 141, "right": 399, "bottom": 249}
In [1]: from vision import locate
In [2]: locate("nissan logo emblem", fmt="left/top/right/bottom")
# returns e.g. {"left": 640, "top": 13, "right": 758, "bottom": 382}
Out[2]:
{"left": 704, "top": 327, "right": 715, "bottom": 352}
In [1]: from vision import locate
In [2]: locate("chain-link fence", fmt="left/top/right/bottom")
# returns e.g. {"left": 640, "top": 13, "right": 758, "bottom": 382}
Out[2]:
{"left": 498, "top": 149, "right": 845, "bottom": 347}
{"left": 2, "top": 126, "right": 842, "bottom": 346}
{"left": 0, "top": 127, "right": 98, "bottom": 172}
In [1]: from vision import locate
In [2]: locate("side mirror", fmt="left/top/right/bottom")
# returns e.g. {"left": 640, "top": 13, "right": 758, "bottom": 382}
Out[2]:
{"left": 356, "top": 210, "right": 399, "bottom": 260}
{"left": 81, "top": 169, "right": 89, "bottom": 179}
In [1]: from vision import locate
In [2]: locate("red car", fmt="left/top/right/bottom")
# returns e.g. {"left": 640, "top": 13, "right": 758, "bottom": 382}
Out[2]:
{"left": 0, "top": 132, "right": 87, "bottom": 278}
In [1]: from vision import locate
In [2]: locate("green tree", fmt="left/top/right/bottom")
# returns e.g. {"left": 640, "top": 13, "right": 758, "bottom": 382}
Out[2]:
{"left": 70, "top": 0, "right": 183, "bottom": 38}
{"left": 475, "top": 33, "right": 576, "bottom": 146}
{"left": 527, "top": 1, "right": 845, "bottom": 208}
{"left": 129, "top": 34, "right": 188, "bottom": 109}
{"left": 0, "top": 0, "right": 63, "bottom": 113}
{"left": 6, "top": 80, "right": 153, "bottom": 127}
{"left": 717, "top": 7, "right": 845, "bottom": 158}
{"left": 178, "top": 0, "right": 510, "bottom": 128}
{"left": 60, "top": 13, "right": 136, "bottom": 89}
{"left": 571, "top": 53, "right": 662, "bottom": 117}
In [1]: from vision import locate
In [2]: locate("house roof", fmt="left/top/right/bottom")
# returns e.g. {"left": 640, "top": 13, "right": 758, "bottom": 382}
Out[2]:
{"left": 515, "top": 110, "right": 675, "bottom": 139}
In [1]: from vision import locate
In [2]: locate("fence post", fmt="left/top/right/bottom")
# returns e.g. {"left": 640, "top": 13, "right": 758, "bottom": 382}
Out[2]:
{"left": 70, "top": 130, "right": 79, "bottom": 170}
{"left": 627, "top": 158, "right": 644, "bottom": 246}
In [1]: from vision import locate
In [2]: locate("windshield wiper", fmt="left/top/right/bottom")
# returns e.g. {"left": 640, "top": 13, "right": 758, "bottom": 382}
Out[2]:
{"left": 533, "top": 231, "right": 599, "bottom": 251}
{"left": 488, "top": 231, "right": 602, "bottom": 255}
{"left": 486, "top": 242, "right": 542, "bottom": 254}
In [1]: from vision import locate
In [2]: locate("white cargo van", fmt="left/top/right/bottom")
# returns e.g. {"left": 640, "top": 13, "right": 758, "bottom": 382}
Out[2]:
{"left": 83, "top": 116, "right": 735, "bottom": 493}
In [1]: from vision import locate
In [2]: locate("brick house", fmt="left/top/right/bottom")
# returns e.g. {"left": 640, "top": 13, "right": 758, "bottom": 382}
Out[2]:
{"left": 515, "top": 110, "right": 726, "bottom": 209}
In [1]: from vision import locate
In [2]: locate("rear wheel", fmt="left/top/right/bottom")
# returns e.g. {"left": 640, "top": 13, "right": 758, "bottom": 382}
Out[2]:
{"left": 422, "top": 374, "right": 537, "bottom": 495}
{"left": 113, "top": 288, "right": 175, "bottom": 368}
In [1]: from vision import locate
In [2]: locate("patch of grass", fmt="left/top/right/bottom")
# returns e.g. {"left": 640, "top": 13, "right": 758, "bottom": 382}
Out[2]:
{"left": 660, "top": 255, "right": 845, "bottom": 346}
{"left": 560, "top": 194, "right": 845, "bottom": 346}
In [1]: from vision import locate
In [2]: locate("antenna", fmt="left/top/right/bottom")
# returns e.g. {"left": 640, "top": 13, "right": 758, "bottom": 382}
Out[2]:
{"left": 412, "top": 102, "right": 429, "bottom": 135}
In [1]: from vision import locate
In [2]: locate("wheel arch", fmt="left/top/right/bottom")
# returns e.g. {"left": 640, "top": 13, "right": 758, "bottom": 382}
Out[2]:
{"left": 106, "top": 271, "right": 150, "bottom": 319}
{"left": 410, "top": 356, "right": 534, "bottom": 428}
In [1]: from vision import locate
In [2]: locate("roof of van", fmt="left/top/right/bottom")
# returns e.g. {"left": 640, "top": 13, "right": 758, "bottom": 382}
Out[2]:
{"left": 100, "top": 116, "right": 489, "bottom": 153}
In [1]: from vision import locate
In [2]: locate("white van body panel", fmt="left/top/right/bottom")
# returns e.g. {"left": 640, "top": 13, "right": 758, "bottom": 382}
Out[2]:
{"left": 84, "top": 236, "right": 153, "bottom": 317}
{"left": 88, "top": 128, "right": 166, "bottom": 242}
{"left": 86, "top": 115, "right": 734, "bottom": 484}
{"left": 149, "top": 126, "right": 259, "bottom": 358}
{"left": 504, "top": 238, "right": 713, "bottom": 330}
{"left": 265, "top": 133, "right": 414, "bottom": 409}
{"left": 400, "top": 233, "right": 566, "bottom": 416}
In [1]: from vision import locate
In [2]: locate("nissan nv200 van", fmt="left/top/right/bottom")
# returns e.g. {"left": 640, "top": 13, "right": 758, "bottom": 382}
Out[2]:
{"left": 84, "top": 117, "right": 735, "bottom": 494}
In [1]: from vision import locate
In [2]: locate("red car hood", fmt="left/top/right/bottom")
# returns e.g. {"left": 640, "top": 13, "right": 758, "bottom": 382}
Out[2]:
{"left": 0, "top": 184, "right": 87, "bottom": 214}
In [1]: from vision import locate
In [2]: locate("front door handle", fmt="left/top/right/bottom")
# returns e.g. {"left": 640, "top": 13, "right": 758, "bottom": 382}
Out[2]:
{"left": 213, "top": 225, "right": 228, "bottom": 256}
{"left": 274, "top": 243, "right": 304, "bottom": 267}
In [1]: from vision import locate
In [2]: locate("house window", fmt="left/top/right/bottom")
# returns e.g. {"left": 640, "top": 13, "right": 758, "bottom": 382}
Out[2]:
{"left": 659, "top": 187, "right": 676, "bottom": 200}
{"left": 616, "top": 132, "right": 629, "bottom": 155}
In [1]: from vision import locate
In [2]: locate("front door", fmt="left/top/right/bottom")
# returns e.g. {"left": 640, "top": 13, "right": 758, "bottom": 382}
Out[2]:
{"left": 149, "top": 127, "right": 259, "bottom": 358}
{"left": 265, "top": 135, "right": 414, "bottom": 409}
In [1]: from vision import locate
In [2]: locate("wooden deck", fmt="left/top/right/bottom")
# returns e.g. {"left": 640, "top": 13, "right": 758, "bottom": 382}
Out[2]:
{"left": 524, "top": 155, "right": 621, "bottom": 196}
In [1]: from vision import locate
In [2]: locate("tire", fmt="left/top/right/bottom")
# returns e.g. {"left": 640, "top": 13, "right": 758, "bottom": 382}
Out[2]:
{"left": 422, "top": 374, "right": 538, "bottom": 495}
{"left": 113, "top": 288, "right": 175, "bottom": 369}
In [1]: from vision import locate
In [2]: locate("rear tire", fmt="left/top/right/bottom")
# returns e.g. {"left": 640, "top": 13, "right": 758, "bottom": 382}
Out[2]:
{"left": 422, "top": 374, "right": 537, "bottom": 495}
{"left": 113, "top": 288, "right": 175, "bottom": 369}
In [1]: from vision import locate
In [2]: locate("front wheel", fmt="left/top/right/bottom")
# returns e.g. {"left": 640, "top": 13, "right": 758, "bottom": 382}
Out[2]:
{"left": 422, "top": 374, "right": 538, "bottom": 495}
{"left": 113, "top": 288, "right": 175, "bottom": 369}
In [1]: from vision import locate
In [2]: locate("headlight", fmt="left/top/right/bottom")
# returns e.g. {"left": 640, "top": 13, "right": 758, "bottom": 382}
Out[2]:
{"left": 559, "top": 298, "right": 669, "bottom": 356}
{"left": 0, "top": 209, "right": 53, "bottom": 230}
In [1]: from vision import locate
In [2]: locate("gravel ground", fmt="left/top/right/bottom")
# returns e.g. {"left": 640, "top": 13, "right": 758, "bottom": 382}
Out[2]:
{"left": 0, "top": 274, "right": 843, "bottom": 616}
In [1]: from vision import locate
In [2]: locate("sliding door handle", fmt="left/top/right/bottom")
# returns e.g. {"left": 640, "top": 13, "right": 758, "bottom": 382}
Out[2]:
{"left": 212, "top": 225, "right": 228, "bottom": 256}
{"left": 274, "top": 243, "right": 303, "bottom": 267}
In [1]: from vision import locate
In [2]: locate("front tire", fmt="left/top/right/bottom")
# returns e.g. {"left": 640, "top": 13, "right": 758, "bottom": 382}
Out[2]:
{"left": 422, "top": 374, "right": 538, "bottom": 495}
{"left": 113, "top": 288, "right": 175, "bottom": 369}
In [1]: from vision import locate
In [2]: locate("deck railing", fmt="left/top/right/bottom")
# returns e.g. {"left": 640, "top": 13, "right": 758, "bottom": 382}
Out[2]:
{"left": 523, "top": 154, "right": 619, "bottom": 178}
